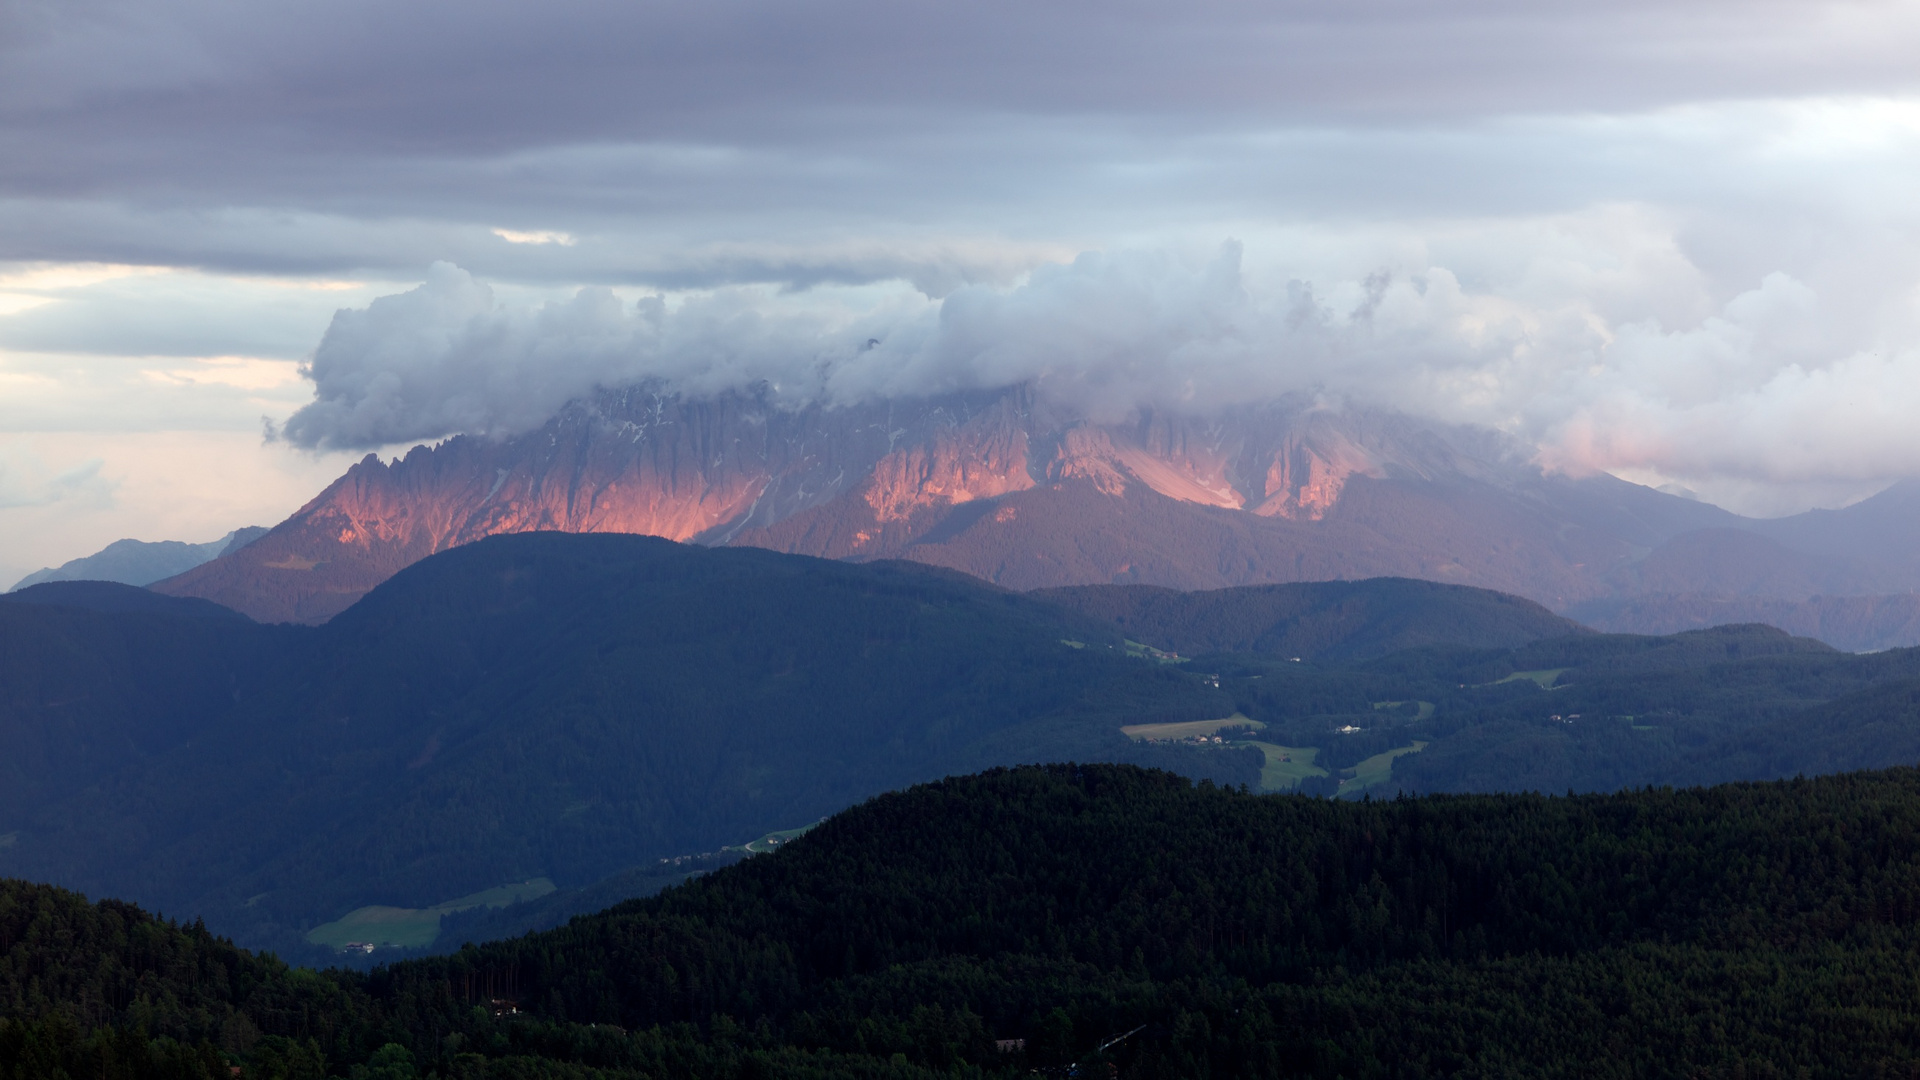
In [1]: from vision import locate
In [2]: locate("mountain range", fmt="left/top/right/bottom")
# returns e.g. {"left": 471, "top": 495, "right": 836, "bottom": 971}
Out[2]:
{"left": 140, "top": 383, "right": 1920, "bottom": 650}
{"left": 7, "top": 526, "right": 266, "bottom": 592}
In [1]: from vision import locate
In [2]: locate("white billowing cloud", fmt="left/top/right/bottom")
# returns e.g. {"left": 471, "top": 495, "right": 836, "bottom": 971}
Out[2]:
{"left": 278, "top": 229, "right": 1692, "bottom": 453}
{"left": 279, "top": 249, "right": 1394, "bottom": 449}
{"left": 279, "top": 262, "right": 926, "bottom": 448}
{"left": 279, "top": 229, "right": 1920, "bottom": 508}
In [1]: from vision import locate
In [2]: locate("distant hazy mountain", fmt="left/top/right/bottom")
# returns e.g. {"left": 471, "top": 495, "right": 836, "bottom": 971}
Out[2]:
{"left": 9, "top": 526, "right": 266, "bottom": 592}
{"left": 1569, "top": 592, "right": 1920, "bottom": 652}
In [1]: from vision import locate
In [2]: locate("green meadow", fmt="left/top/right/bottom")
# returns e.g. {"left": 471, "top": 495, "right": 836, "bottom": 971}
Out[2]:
{"left": 1490, "top": 668, "right": 1568, "bottom": 688}
{"left": 305, "top": 877, "right": 555, "bottom": 952}
{"left": 733, "top": 822, "right": 821, "bottom": 854}
{"left": 1338, "top": 742, "right": 1428, "bottom": 798}
{"left": 1242, "top": 741, "right": 1329, "bottom": 792}
{"left": 1121, "top": 713, "right": 1263, "bottom": 741}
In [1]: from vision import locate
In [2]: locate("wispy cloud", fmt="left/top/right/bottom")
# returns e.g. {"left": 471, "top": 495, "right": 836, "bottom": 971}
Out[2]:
{"left": 0, "top": 451, "right": 113, "bottom": 511}
{"left": 491, "top": 229, "right": 576, "bottom": 247}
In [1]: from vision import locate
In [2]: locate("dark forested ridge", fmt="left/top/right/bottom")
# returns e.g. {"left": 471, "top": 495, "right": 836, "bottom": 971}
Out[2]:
{"left": 12, "top": 764, "right": 1920, "bottom": 1077}
{"left": 1030, "top": 577, "right": 1586, "bottom": 661}
{"left": 14, "top": 535, "right": 1920, "bottom": 972}
{"left": 0, "top": 535, "right": 1248, "bottom": 963}
{"left": 1212, "top": 621, "right": 1920, "bottom": 797}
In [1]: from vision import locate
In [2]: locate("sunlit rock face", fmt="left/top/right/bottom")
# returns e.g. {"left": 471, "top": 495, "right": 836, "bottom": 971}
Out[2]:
{"left": 153, "top": 382, "right": 1741, "bottom": 623}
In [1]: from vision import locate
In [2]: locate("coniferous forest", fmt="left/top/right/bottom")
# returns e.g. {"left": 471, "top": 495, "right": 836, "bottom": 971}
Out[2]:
{"left": 10, "top": 763, "right": 1920, "bottom": 1078}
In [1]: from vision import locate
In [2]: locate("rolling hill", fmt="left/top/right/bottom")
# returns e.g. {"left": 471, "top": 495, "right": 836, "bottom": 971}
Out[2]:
{"left": 0, "top": 533, "right": 1248, "bottom": 961}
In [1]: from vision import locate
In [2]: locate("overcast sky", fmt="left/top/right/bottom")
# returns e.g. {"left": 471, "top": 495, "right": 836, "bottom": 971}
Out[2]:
{"left": 3, "top": 0, "right": 1920, "bottom": 582}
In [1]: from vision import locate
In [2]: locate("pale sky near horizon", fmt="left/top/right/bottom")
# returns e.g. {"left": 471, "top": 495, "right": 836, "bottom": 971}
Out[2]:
{"left": 4, "top": 0, "right": 1920, "bottom": 584}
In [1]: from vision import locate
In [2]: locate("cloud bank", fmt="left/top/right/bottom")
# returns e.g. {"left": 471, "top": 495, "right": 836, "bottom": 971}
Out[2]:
{"left": 4, "top": 1, "right": 1918, "bottom": 285}
{"left": 280, "top": 233, "right": 1920, "bottom": 511}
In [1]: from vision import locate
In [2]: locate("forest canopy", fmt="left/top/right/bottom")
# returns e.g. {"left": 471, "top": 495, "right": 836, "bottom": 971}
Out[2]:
{"left": 8, "top": 763, "right": 1920, "bottom": 1078}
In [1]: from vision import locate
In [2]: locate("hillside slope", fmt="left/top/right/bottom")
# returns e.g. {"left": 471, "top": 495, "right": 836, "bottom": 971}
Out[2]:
{"left": 16, "top": 764, "right": 1920, "bottom": 1077}
{"left": 0, "top": 534, "right": 1244, "bottom": 959}
{"left": 0, "top": 583, "right": 279, "bottom": 827}
{"left": 1031, "top": 576, "right": 1587, "bottom": 660}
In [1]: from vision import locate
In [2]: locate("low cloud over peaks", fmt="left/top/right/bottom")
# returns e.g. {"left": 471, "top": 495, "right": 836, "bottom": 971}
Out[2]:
{"left": 278, "top": 246, "right": 1406, "bottom": 450}
{"left": 279, "top": 233, "right": 1920, "bottom": 513}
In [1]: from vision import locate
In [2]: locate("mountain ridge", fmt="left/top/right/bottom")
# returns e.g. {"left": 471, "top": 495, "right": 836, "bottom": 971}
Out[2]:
{"left": 1, "top": 532, "right": 1258, "bottom": 958}
{"left": 9, "top": 526, "right": 266, "bottom": 593}
{"left": 152, "top": 383, "right": 1815, "bottom": 626}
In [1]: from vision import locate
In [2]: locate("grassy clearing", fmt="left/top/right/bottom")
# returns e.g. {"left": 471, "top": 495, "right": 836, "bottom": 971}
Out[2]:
{"left": 443, "top": 879, "right": 558, "bottom": 910}
{"left": 1337, "top": 742, "right": 1429, "bottom": 799}
{"left": 306, "top": 906, "right": 443, "bottom": 951}
{"left": 1490, "top": 668, "right": 1568, "bottom": 689}
{"left": 305, "top": 877, "right": 555, "bottom": 952}
{"left": 733, "top": 821, "right": 821, "bottom": 854}
{"left": 1122, "top": 639, "right": 1187, "bottom": 664}
{"left": 1243, "top": 742, "right": 1329, "bottom": 793}
{"left": 1121, "top": 713, "right": 1263, "bottom": 741}
{"left": 1371, "top": 700, "right": 1435, "bottom": 720}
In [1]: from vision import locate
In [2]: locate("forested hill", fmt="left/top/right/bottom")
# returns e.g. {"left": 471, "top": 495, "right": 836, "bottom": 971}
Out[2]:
{"left": 1030, "top": 577, "right": 1587, "bottom": 660}
{"left": 0, "top": 534, "right": 1248, "bottom": 963}
{"left": 12, "top": 536, "right": 1920, "bottom": 975}
{"left": 11, "top": 764, "right": 1920, "bottom": 1078}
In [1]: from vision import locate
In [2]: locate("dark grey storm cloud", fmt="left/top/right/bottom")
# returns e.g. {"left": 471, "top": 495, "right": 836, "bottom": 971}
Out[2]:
{"left": 4, "top": 0, "right": 1920, "bottom": 557}
{"left": 2, "top": 0, "right": 1917, "bottom": 282}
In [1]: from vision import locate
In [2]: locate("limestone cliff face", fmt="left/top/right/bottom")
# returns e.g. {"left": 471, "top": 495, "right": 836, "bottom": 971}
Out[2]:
{"left": 153, "top": 383, "right": 1739, "bottom": 623}
{"left": 155, "top": 387, "right": 1032, "bottom": 621}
